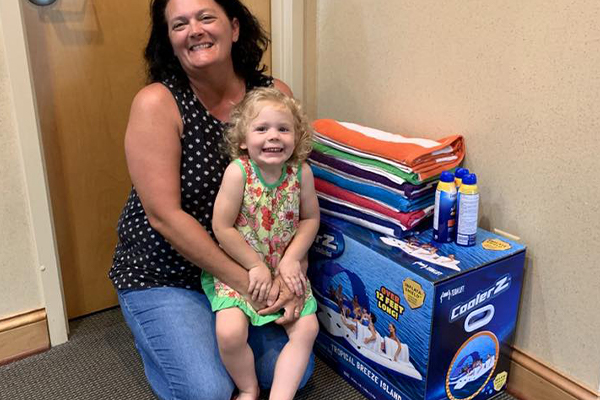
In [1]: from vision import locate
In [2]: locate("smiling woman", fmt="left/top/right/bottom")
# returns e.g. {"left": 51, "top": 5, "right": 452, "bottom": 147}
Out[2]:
{"left": 144, "top": 0, "right": 271, "bottom": 89}
{"left": 107, "top": 1, "right": 310, "bottom": 399}
{"left": 165, "top": 0, "right": 240, "bottom": 79}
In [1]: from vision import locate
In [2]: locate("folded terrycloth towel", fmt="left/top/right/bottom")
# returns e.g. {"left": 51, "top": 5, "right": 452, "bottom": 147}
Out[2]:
{"left": 315, "top": 134, "right": 416, "bottom": 174}
{"left": 313, "top": 119, "right": 465, "bottom": 181}
{"left": 318, "top": 213, "right": 432, "bottom": 241}
{"left": 310, "top": 164, "right": 434, "bottom": 212}
{"left": 314, "top": 178, "right": 433, "bottom": 230}
{"left": 313, "top": 141, "right": 423, "bottom": 185}
{"left": 309, "top": 150, "right": 437, "bottom": 199}
{"left": 317, "top": 197, "right": 411, "bottom": 238}
{"left": 315, "top": 135, "right": 457, "bottom": 179}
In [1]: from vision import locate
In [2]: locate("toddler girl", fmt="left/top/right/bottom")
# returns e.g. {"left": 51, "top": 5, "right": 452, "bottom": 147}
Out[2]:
{"left": 202, "top": 87, "right": 320, "bottom": 400}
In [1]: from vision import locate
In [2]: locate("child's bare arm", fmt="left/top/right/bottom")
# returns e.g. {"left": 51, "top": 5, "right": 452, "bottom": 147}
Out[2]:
{"left": 213, "top": 163, "right": 271, "bottom": 301}
{"left": 213, "top": 163, "right": 262, "bottom": 268}
{"left": 278, "top": 163, "right": 320, "bottom": 295}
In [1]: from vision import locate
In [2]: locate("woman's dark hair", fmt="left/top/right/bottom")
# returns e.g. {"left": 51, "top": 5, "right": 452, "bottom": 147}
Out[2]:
{"left": 144, "top": 0, "right": 269, "bottom": 83}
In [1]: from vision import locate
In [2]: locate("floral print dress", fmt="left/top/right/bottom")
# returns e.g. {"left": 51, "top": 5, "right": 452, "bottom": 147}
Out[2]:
{"left": 202, "top": 157, "right": 316, "bottom": 326}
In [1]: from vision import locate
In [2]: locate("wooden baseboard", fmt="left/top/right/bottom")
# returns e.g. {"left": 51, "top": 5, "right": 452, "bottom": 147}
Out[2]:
{"left": 508, "top": 347, "right": 599, "bottom": 400}
{"left": 0, "top": 309, "right": 50, "bottom": 365}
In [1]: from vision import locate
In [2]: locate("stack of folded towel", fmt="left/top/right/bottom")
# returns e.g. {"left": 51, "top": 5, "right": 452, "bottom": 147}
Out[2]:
{"left": 309, "top": 119, "right": 465, "bottom": 238}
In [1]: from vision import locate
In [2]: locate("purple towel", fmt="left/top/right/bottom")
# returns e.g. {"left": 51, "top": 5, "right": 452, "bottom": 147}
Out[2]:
{"left": 309, "top": 150, "right": 436, "bottom": 199}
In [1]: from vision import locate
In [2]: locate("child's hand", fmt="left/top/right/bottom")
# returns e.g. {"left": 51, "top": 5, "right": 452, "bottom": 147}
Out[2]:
{"left": 248, "top": 263, "right": 272, "bottom": 303}
{"left": 277, "top": 258, "right": 307, "bottom": 297}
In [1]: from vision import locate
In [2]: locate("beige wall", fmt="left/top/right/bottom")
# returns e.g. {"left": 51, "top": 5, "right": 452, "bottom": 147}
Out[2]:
{"left": 312, "top": 0, "right": 600, "bottom": 391}
{"left": 0, "top": 16, "right": 43, "bottom": 317}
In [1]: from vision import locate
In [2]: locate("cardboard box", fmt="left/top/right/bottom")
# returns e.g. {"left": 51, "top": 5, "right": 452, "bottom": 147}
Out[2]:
{"left": 308, "top": 215, "right": 526, "bottom": 400}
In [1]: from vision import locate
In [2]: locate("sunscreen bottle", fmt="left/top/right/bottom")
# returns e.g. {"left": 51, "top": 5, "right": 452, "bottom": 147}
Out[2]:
{"left": 454, "top": 168, "right": 469, "bottom": 188}
{"left": 433, "top": 171, "right": 457, "bottom": 243}
{"left": 456, "top": 173, "right": 479, "bottom": 246}
{"left": 453, "top": 167, "right": 469, "bottom": 240}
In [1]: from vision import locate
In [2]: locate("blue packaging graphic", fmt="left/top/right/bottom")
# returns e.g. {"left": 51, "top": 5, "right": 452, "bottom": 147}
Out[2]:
{"left": 309, "top": 215, "right": 526, "bottom": 400}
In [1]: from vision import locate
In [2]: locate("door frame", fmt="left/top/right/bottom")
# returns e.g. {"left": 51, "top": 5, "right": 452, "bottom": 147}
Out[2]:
{"left": 270, "top": 0, "right": 304, "bottom": 101}
{"left": 0, "top": 0, "right": 69, "bottom": 347}
{"left": 0, "top": 0, "right": 304, "bottom": 347}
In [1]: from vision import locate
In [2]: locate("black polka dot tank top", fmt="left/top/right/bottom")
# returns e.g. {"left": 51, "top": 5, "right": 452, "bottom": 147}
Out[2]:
{"left": 109, "top": 74, "right": 274, "bottom": 291}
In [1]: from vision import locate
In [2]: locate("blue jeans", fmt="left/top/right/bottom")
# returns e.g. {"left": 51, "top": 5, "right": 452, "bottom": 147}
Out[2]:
{"left": 118, "top": 287, "right": 314, "bottom": 400}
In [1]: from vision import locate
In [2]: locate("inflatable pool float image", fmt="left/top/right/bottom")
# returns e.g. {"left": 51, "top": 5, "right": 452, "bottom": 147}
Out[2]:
{"left": 445, "top": 331, "right": 499, "bottom": 400}
{"left": 449, "top": 352, "right": 496, "bottom": 390}
{"left": 309, "top": 261, "right": 423, "bottom": 380}
{"left": 316, "top": 300, "right": 422, "bottom": 380}
{"left": 379, "top": 236, "right": 461, "bottom": 271}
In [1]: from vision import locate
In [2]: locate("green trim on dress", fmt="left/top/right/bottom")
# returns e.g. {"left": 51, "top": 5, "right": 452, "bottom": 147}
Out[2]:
{"left": 202, "top": 272, "right": 317, "bottom": 326}
{"left": 233, "top": 158, "right": 247, "bottom": 182}
{"left": 249, "top": 159, "right": 287, "bottom": 188}
{"left": 201, "top": 273, "right": 281, "bottom": 326}
{"left": 297, "top": 162, "right": 303, "bottom": 183}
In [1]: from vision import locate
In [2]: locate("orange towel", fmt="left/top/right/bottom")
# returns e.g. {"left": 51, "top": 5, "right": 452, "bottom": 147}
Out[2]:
{"left": 312, "top": 120, "right": 465, "bottom": 179}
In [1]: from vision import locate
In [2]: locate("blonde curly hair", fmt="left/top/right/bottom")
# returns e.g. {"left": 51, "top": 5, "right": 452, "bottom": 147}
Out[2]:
{"left": 224, "top": 87, "right": 313, "bottom": 164}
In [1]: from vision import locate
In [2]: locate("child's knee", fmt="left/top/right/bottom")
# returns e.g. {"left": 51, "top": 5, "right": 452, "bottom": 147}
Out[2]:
{"left": 216, "top": 319, "right": 248, "bottom": 352}
{"left": 306, "top": 316, "right": 320, "bottom": 339}
{"left": 293, "top": 315, "right": 319, "bottom": 342}
{"left": 217, "top": 329, "right": 247, "bottom": 353}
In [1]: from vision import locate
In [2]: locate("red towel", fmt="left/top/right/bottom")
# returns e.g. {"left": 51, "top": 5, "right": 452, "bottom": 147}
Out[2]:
{"left": 314, "top": 178, "right": 429, "bottom": 229}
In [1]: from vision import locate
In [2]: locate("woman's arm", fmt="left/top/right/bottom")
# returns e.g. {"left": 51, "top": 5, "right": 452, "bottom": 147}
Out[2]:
{"left": 124, "top": 83, "right": 249, "bottom": 294}
{"left": 273, "top": 79, "right": 293, "bottom": 97}
{"left": 278, "top": 163, "right": 321, "bottom": 295}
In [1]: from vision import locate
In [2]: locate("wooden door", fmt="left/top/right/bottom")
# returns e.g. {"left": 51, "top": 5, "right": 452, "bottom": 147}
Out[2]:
{"left": 243, "top": 0, "right": 271, "bottom": 70}
{"left": 23, "top": 0, "right": 271, "bottom": 319}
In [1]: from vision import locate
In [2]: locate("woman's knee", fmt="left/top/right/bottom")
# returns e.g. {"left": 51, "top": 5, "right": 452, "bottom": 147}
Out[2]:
{"left": 171, "top": 372, "right": 234, "bottom": 400}
{"left": 137, "top": 335, "right": 235, "bottom": 400}
{"left": 118, "top": 289, "right": 234, "bottom": 399}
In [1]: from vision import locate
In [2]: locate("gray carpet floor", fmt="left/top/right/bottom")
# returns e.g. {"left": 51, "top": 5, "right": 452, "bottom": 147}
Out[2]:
{"left": 0, "top": 307, "right": 520, "bottom": 400}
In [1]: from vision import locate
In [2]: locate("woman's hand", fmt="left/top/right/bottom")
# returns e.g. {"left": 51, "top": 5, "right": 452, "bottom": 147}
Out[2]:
{"left": 248, "top": 263, "right": 272, "bottom": 303}
{"left": 277, "top": 257, "right": 307, "bottom": 297}
{"left": 243, "top": 295, "right": 267, "bottom": 313}
{"left": 258, "top": 275, "right": 305, "bottom": 325}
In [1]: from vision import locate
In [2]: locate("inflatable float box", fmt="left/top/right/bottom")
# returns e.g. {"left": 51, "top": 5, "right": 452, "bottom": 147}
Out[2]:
{"left": 308, "top": 215, "right": 526, "bottom": 400}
